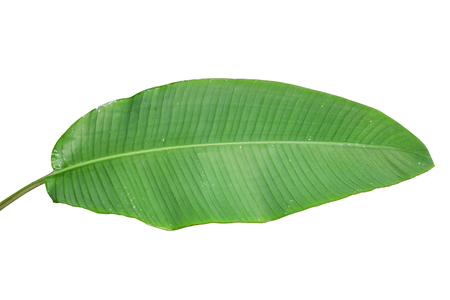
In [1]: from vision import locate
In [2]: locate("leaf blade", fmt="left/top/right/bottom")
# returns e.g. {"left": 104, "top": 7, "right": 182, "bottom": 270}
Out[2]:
{"left": 45, "top": 79, "right": 434, "bottom": 230}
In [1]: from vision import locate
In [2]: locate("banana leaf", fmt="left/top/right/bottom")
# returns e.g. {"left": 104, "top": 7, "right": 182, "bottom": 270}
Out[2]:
{"left": 0, "top": 79, "right": 434, "bottom": 230}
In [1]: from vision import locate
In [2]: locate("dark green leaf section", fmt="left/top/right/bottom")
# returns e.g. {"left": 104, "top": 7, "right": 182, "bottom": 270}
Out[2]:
{"left": 45, "top": 79, "right": 433, "bottom": 230}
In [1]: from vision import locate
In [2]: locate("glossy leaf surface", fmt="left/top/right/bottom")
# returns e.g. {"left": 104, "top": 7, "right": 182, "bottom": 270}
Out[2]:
{"left": 45, "top": 79, "right": 433, "bottom": 230}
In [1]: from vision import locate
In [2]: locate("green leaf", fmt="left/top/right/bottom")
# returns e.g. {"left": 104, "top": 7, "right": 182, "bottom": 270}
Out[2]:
{"left": 1, "top": 79, "right": 434, "bottom": 230}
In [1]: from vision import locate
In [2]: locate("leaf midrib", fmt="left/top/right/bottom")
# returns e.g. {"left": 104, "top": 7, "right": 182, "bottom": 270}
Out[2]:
{"left": 48, "top": 141, "right": 427, "bottom": 178}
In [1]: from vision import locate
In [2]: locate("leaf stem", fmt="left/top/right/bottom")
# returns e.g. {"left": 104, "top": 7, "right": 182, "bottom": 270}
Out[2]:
{"left": 0, "top": 173, "right": 52, "bottom": 211}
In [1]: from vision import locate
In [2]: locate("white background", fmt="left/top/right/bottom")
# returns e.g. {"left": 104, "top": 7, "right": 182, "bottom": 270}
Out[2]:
{"left": 0, "top": 1, "right": 449, "bottom": 299}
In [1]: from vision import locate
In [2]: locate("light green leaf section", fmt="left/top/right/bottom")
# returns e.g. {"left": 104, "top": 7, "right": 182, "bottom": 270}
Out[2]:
{"left": 45, "top": 79, "right": 434, "bottom": 230}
